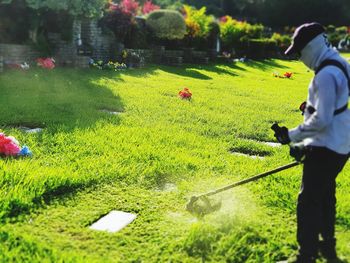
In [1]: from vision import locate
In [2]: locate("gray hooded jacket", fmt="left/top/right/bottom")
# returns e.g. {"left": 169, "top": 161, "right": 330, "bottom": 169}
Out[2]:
{"left": 288, "top": 34, "right": 350, "bottom": 155}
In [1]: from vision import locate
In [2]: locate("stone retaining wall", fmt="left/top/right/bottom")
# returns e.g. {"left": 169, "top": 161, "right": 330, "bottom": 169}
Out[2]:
{"left": 0, "top": 56, "right": 3, "bottom": 72}
{"left": 0, "top": 44, "right": 40, "bottom": 64}
{"left": 81, "top": 19, "right": 118, "bottom": 62}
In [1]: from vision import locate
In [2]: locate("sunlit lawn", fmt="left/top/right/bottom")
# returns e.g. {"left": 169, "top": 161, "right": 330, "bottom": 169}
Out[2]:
{"left": 0, "top": 56, "right": 349, "bottom": 262}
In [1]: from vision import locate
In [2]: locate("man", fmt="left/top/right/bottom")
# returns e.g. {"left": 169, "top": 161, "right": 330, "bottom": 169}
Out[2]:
{"left": 274, "top": 22, "right": 350, "bottom": 263}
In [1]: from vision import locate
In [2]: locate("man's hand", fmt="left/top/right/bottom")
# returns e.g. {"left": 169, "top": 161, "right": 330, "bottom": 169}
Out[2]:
{"left": 271, "top": 123, "right": 291, "bottom": 145}
{"left": 289, "top": 143, "right": 305, "bottom": 162}
{"left": 299, "top": 101, "right": 306, "bottom": 115}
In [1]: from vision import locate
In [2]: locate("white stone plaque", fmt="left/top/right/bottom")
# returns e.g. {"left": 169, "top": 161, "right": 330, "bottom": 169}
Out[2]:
{"left": 90, "top": 211, "right": 137, "bottom": 233}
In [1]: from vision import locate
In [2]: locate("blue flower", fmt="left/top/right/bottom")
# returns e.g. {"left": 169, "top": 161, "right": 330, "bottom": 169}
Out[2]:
{"left": 18, "top": 146, "right": 33, "bottom": 157}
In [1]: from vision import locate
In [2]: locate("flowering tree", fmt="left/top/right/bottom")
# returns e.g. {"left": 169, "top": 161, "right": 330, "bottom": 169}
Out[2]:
{"left": 142, "top": 0, "right": 160, "bottom": 15}
{"left": 101, "top": 2, "right": 134, "bottom": 42}
{"left": 120, "top": 0, "right": 139, "bottom": 16}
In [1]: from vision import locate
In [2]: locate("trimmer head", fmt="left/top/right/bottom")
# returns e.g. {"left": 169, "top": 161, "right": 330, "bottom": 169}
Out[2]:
{"left": 186, "top": 195, "right": 222, "bottom": 218}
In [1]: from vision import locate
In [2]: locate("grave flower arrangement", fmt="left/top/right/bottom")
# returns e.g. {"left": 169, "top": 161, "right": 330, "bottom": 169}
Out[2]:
{"left": 104, "top": 61, "right": 127, "bottom": 71}
{"left": 284, "top": 72, "right": 293, "bottom": 78}
{"left": 0, "top": 133, "right": 32, "bottom": 157}
{"left": 90, "top": 59, "right": 127, "bottom": 71}
{"left": 179, "top": 87, "right": 192, "bottom": 100}
{"left": 37, "top": 58, "right": 55, "bottom": 69}
{"left": 273, "top": 71, "right": 293, "bottom": 78}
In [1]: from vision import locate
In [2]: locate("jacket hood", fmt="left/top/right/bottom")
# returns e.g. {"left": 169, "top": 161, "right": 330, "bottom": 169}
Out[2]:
{"left": 300, "top": 34, "right": 333, "bottom": 70}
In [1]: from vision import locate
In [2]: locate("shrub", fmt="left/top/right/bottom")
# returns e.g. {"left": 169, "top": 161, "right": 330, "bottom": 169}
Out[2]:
{"left": 271, "top": 33, "right": 291, "bottom": 50}
{"left": 247, "top": 38, "right": 278, "bottom": 58}
{"left": 336, "top": 26, "right": 348, "bottom": 35}
{"left": 326, "top": 25, "right": 336, "bottom": 33}
{"left": 327, "top": 26, "right": 349, "bottom": 47}
{"left": 219, "top": 16, "right": 264, "bottom": 51}
{"left": 100, "top": 3, "right": 134, "bottom": 43}
{"left": 183, "top": 5, "right": 214, "bottom": 39}
{"left": 124, "top": 17, "right": 149, "bottom": 49}
{"left": 146, "top": 9, "right": 186, "bottom": 40}
{"left": 182, "top": 5, "right": 217, "bottom": 49}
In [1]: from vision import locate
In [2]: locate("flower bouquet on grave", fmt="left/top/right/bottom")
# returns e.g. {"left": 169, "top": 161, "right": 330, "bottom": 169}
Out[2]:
{"left": 0, "top": 133, "right": 32, "bottom": 158}
{"left": 37, "top": 58, "right": 55, "bottom": 69}
{"left": 178, "top": 87, "right": 192, "bottom": 100}
{"left": 284, "top": 72, "right": 293, "bottom": 78}
{"left": 273, "top": 71, "right": 293, "bottom": 79}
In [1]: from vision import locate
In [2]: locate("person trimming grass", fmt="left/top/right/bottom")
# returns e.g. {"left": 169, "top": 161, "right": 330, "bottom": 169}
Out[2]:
{"left": 274, "top": 23, "right": 350, "bottom": 263}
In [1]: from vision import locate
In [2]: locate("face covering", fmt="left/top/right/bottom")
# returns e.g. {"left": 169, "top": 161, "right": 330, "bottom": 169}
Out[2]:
{"left": 300, "top": 34, "right": 331, "bottom": 70}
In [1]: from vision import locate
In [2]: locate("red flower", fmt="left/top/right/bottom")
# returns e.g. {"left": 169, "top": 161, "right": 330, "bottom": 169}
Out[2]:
{"left": 219, "top": 16, "right": 228, "bottom": 23}
{"left": 37, "top": 58, "right": 55, "bottom": 69}
{"left": 109, "top": 2, "right": 119, "bottom": 10}
{"left": 284, "top": 72, "right": 293, "bottom": 78}
{"left": 179, "top": 87, "right": 192, "bottom": 99}
{"left": 120, "top": 0, "right": 139, "bottom": 15}
{"left": 0, "top": 133, "right": 20, "bottom": 156}
{"left": 142, "top": 0, "right": 160, "bottom": 14}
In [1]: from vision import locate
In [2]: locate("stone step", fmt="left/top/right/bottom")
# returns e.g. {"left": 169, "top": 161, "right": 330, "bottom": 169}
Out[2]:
{"left": 193, "top": 56, "right": 209, "bottom": 64}
{"left": 164, "top": 56, "right": 183, "bottom": 66}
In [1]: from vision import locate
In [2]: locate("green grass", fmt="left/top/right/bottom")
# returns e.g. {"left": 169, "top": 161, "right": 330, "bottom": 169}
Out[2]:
{"left": 0, "top": 57, "right": 349, "bottom": 262}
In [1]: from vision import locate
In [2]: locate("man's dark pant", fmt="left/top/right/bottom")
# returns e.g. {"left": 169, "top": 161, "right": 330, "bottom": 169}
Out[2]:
{"left": 297, "top": 146, "right": 348, "bottom": 258}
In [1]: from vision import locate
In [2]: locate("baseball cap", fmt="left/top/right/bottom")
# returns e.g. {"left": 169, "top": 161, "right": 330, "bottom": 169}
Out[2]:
{"left": 285, "top": 22, "right": 325, "bottom": 55}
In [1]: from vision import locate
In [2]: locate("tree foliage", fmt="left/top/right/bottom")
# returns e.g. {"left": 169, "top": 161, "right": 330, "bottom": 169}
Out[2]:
{"left": 1, "top": 0, "right": 109, "bottom": 18}
{"left": 154, "top": 0, "right": 350, "bottom": 27}
{"left": 183, "top": 5, "right": 214, "bottom": 39}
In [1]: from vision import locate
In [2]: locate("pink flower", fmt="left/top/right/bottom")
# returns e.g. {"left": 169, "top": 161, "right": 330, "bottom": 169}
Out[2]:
{"left": 219, "top": 16, "right": 228, "bottom": 23}
{"left": 142, "top": 0, "right": 160, "bottom": 14}
{"left": 0, "top": 134, "right": 21, "bottom": 156}
{"left": 37, "top": 58, "right": 55, "bottom": 69}
{"left": 109, "top": 2, "right": 119, "bottom": 10}
{"left": 121, "top": 0, "right": 139, "bottom": 15}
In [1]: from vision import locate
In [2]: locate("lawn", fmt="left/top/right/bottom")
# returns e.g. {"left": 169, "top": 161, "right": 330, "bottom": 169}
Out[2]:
{"left": 0, "top": 57, "right": 349, "bottom": 262}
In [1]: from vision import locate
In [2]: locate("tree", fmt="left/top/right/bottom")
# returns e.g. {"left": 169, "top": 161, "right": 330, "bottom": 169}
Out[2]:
{"left": 152, "top": 0, "right": 350, "bottom": 27}
{"left": 1, "top": 0, "right": 109, "bottom": 18}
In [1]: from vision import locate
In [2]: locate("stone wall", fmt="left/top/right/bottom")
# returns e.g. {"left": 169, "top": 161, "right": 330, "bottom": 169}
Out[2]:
{"left": 0, "top": 44, "right": 40, "bottom": 64}
{"left": 0, "top": 56, "right": 3, "bottom": 72}
{"left": 81, "top": 19, "right": 119, "bottom": 62}
{"left": 0, "top": 18, "right": 116, "bottom": 70}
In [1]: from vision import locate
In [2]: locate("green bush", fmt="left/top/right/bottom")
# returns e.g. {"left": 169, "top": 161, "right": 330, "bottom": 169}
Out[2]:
{"left": 219, "top": 16, "right": 264, "bottom": 50}
{"left": 271, "top": 33, "right": 291, "bottom": 50}
{"left": 336, "top": 26, "right": 348, "bottom": 35}
{"left": 146, "top": 9, "right": 186, "bottom": 40}
{"left": 327, "top": 26, "right": 349, "bottom": 47}
{"left": 100, "top": 5, "right": 134, "bottom": 43}
{"left": 327, "top": 25, "right": 336, "bottom": 33}
{"left": 246, "top": 38, "right": 277, "bottom": 59}
{"left": 124, "top": 17, "right": 149, "bottom": 49}
{"left": 182, "top": 5, "right": 218, "bottom": 49}
{"left": 183, "top": 5, "right": 215, "bottom": 39}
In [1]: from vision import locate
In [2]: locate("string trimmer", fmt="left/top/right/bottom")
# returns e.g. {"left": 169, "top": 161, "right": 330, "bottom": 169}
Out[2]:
{"left": 186, "top": 161, "right": 301, "bottom": 217}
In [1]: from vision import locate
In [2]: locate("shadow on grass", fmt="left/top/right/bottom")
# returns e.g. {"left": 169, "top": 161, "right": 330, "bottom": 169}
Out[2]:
{"left": 0, "top": 68, "right": 125, "bottom": 132}
{"left": 158, "top": 65, "right": 212, "bottom": 80}
{"left": 245, "top": 59, "right": 289, "bottom": 71}
{"left": 158, "top": 63, "right": 247, "bottom": 79}
{"left": 0, "top": 180, "right": 86, "bottom": 222}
